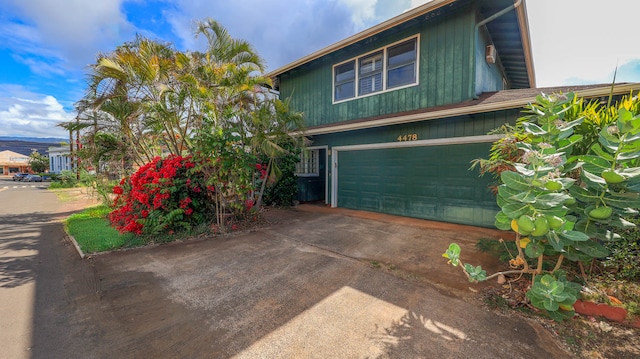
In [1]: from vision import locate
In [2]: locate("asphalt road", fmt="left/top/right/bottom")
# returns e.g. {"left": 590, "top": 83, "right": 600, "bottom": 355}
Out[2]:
{"left": 0, "top": 179, "right": 94, "bottom": 359}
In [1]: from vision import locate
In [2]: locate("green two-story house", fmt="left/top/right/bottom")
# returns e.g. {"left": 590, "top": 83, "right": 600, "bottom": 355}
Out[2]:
{"left": 267, "top": 0, "right": 639, "bottom": 227}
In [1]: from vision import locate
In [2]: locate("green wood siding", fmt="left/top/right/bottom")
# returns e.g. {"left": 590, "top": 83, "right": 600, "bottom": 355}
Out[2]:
{"left": 337, "top": 143, "right": 498, "bottom": 227}
{"left": 279, "top": 4, "right": 476, "bottom": 127}
{"left": 475, "top": 27, "right": 507, "bottom": 94}
{"left": 308, "top": 110, "right": 520, "bottom": 148}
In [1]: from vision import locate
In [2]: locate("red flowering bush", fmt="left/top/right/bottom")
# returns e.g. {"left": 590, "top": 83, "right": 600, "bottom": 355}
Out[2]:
{"left": 109, "top": 155, "right": 211, "bottom": 235}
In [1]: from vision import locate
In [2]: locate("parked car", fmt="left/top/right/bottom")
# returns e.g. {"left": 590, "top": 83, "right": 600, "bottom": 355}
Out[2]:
{"left": 25, "top": 174, "right": 42, "bottom": 182}
{"left": 12, "top": 173, "right": 29, "bottom": 181}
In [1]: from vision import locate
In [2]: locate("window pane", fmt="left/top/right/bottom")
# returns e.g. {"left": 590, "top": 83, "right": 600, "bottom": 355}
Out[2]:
{"left": 359, "top": 73, "right": 382, "bottom": 95}
{"left": 359, "top": 51, "right": 383, "bottom": 96}
{"left": 335, "top": 61, "right": 355, "bottom": 83}
{"left": 359, "top": 51, "right": 382, "bottom": 75}
{"left": 387, "top": 63, "right": 416, "bottom": 88}
{"left": 388, "top": 39, "right": 416, "bottom": 68}
{"left": 296, "top": 150, "right": 319, "bottom": 175}
{"left": 335, "top": 61, "right": 355, "bottom": 101}
{"left": 335, "top": 81, "right": 355, "bottom": 101}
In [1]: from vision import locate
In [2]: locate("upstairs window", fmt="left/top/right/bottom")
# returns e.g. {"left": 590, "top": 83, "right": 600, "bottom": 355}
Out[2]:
{"left": 333, "top": 36, "right": 418, "bottom": 103}
{"left": 358, "top": 51, "right": 383, "bottom": 96}
{"left": 387, "top": 39, "right": 417, "bottom": 88}
{"left": 334, "top": 61, "right": 355, "bottom": 101}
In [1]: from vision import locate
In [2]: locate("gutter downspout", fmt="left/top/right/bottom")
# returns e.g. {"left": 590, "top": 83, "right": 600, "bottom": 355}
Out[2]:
{"left": 470, "top": 0, "right": 523, "bottom": 98}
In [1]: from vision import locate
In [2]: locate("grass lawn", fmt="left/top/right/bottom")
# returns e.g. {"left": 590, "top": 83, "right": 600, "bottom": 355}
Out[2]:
{"left": 65, "top": 205, "right": 138, "bottom": 253}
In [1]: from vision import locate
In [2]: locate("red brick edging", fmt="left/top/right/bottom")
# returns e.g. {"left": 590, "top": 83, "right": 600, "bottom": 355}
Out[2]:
{"left": 574, "top": 299, "right": 640, "bottom": 328}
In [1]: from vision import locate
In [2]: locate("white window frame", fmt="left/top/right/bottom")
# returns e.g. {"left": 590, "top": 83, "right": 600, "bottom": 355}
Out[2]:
{"left": 296, "top": 149, "right": 320, "bottom": 177}
{"left": 332, "top": 35, "right": 420, "bottom": 104}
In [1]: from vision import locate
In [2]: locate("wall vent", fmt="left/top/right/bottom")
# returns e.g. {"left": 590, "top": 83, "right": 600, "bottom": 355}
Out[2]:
{"left": 485, "top": 45, "right": 496, "bottom": 64}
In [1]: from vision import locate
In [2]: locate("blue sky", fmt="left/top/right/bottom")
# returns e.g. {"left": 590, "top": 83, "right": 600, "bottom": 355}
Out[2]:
{"left": 1, "top": 0, "right": 639, "bottom": 139}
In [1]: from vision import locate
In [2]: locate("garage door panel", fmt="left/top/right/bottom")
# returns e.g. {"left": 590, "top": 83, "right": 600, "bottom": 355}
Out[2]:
{"left": 337, "top": 143, "right": 498, "bottom": 227}
{"left": 360, "top": 195, "right": 381, "bottom": 211}
{"left": 406, "top": 199, "right": 438, "bottom": 218}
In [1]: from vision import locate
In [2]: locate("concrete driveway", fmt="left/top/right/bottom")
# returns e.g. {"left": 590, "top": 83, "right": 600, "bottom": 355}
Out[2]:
{"left": 27, "top": 203, "right": 570, "bottom": 358}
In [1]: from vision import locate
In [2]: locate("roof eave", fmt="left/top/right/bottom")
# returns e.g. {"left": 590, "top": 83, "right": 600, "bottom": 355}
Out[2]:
{"left": 298, "top": 83, "right": 640, "bottom": 136}
{"left": 265, "top": 0, "right": 456, "bottom": 78}
{"left": 515, "top": 0, "right": 536, "bottom": 87}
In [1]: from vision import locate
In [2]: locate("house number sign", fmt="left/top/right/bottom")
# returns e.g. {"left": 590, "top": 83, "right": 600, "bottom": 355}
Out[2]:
{"left": 396, "top": 134, "right": 418, "bottom": 142}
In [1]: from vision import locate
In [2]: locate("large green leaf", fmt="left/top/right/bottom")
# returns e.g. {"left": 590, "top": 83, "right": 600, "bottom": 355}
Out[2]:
{"left": 576, "top": 156, "right": 611, "bottom": 174}
{"left": 617, "top": 108, "right": 638, "bottom": 133}
{"left": 442, "top": 243, "right": 461, "bottom": 266}
{"left": 602, "top": 192, "right": 640, "bottom": 209}
{"left": 511, "top": 191, "right": 538, "bottom": 204}
{"left": 557, "top": 134, "right": 582, "bottom": 153}
{"left": 534, "top": 193, "right": 571, "bottom": 208}
{"left": 522, "top": 122, "right": 547, "bottom": 136}
{"left": 572, "top": 240, "right": 609, "bottom": 258}
{"left": 498, "top": 184, "right": 523, "bottom": 200}
{"left": 599, "top": 130, "right": 620, "bottom": 153}
{"left": 558, "top": 230, "right": 589, "bottom": 242}
{"left": 574, "top": 219, "right": 603, "bottom": 238}
{"left": 618, "top": 150, "right": 640, "bottom": 161}
{"left": 494, "top": 211, "right": 511, "bottom": 230}
{"left": 569, "top": 186, "right": 600, "bottom": 203}
{"left": 500, "top": 171, "right": 530, "bottom": 190}
{"left": 561, "top": 116, "right": 584, "bottom": 131}
{"left": 463, "top": 263, "right": 487, "bottom": 282}
{"left": 513, "top": 163, "right": 535, "bottom": 177}
{"left": 621, "top": 167, "right": 640, "bottom": 180}
{"left": 547, "top": 231, "right": 565, "bottom": 252}
{"left": 581, "top": 170, "right": 606, "bottom": 188}
{"left": 589, "top": 143, "right": 614, "bottom": 161}
{"left": 502, "top": 202, "right": 530, "bottom": 219}
{"left": 525, "top": 241, "right": 545, "bottom": 258}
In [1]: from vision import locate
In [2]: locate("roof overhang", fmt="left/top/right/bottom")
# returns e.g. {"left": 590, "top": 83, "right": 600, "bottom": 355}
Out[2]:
{"left": 267, "top": 0, "right": 536, "bottom": 89}
{"left": 297, "top": 83, "right": 640, "bottom": 136}
{"left": 266, "top": 0, "right": 456, "bottom": 78}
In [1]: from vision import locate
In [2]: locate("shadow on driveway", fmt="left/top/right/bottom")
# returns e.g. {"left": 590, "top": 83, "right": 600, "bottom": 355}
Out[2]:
{"left": 29, "top": 205, "right": 570, "bottom": 358}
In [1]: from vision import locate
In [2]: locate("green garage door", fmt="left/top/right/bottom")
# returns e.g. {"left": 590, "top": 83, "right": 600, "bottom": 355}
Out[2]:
{"left": 337, "top": 143, "right": 498, "bottom": 227}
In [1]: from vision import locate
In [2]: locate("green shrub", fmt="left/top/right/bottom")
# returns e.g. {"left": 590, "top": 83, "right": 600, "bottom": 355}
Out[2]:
{"left": 602, "top": 217, "right": 640, "bottom": 280}
{"left": 263, "top": 147, "right": 300, "bottom": 206}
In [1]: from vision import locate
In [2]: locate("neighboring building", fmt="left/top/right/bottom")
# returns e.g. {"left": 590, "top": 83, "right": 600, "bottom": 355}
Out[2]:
{"left": 0, "top": 150, "right": 31, "bottom": 175}
{"left": 267, "top": 0, "right": 640, "bottom": 227}
{"left": 48, "top": 146, "right": 72, "bottom": 174}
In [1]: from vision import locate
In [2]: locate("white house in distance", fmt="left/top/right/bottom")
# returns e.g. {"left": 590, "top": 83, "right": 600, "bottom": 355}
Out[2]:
{"left": 48, "top": 146, "right": 72, "bottom": 174}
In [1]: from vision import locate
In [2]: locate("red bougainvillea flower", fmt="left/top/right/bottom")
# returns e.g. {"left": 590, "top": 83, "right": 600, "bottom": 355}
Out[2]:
{"left": 109, "top": 155, "right": 212, "bottom": 235}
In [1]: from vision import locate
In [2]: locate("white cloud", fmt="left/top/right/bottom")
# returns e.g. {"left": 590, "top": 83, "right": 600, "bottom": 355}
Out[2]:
{"left": 339, "top": 0, "right": 378, "bottom": 28}
{"left": 165, "top": 0, "right": 361, "bottom": 70}
{"left": 3, "top": 0, "right": 135, "bottom": 71}
{"left": 527, "top": 0, "right": 640, "bottom": 86}
{"left": 0, "top": 85, "right": 74, "bottom": 138}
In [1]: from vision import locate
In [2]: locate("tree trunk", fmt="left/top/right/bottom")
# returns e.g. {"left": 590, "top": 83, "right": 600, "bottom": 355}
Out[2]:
{"left": 255, "top": 157, "right": 272, "bottom": 208}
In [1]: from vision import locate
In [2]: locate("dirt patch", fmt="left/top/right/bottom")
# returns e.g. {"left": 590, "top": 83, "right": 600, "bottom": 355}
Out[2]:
{"left": 480, "top": 276, "right": 640, "bottom": 358}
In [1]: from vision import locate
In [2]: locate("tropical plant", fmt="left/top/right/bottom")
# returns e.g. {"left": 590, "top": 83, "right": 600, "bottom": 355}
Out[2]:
{"left": 109, "top": 155, "right": 211, "bottom": 235}
{"left": 28, "top": 151, "right": 49, "bottom": 173}
{"left": 65, "top": 18, "right": 306, "bottom": 235}
{"left": 262, "top": 142, "right": 301, "bottom": 206}
{"left": 444, "top": 92, "right": 640, "bottom": 321}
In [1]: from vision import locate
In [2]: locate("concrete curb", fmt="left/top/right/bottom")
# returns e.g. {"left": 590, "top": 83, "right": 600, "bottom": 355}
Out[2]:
{"left": 64, "top": 227, "right": 86, "bottom": 259}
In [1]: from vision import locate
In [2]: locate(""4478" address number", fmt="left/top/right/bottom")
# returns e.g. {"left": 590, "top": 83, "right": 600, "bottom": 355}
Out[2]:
{"left": 397, "top": 133, "right": 418, "bottom": 142}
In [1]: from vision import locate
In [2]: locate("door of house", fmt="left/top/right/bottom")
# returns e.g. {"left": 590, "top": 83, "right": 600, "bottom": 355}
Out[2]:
{"left": 335, "top": 142, "right": 498, "bottom": 227}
